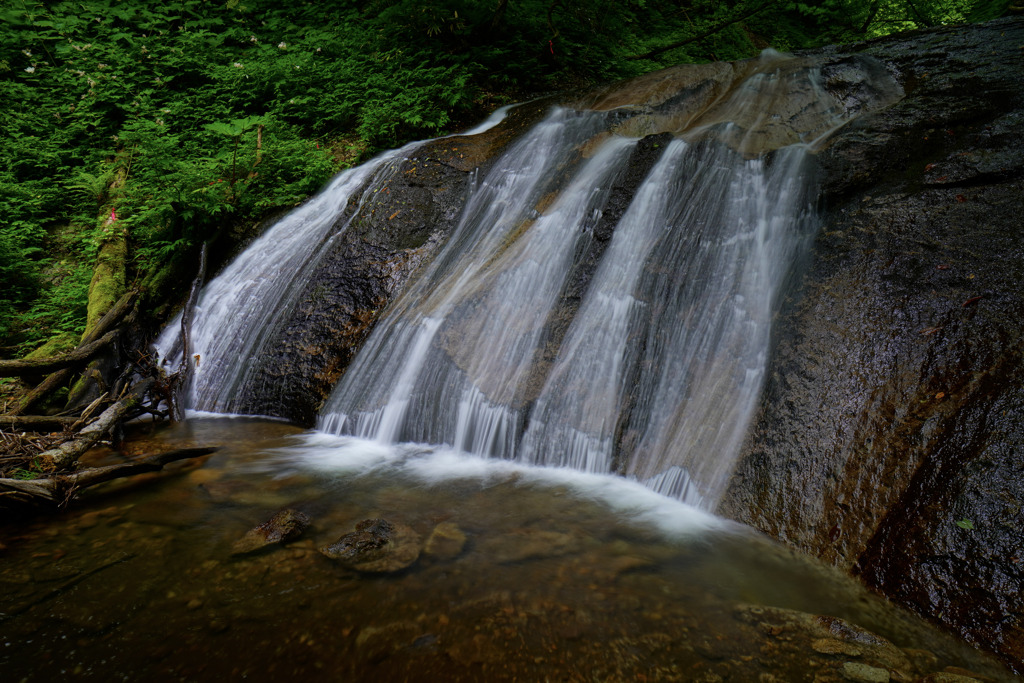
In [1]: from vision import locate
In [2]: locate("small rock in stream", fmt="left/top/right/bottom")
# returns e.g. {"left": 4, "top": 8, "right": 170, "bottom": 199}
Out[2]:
{"left": 424, "top": 522, "right": 467, "bottom": 560}
{"left": 319, "top": 518, "right": 421, "bottom": 573}
{"left": 841, "top": 661, "right": 890, "bottom": 682}
{"left": 915, "top": 673, "right": 986, "bottom": 683}
{"left": 231, "top": 508, "right": 312, "bottom": 555}
{"left": 813, "top": 637, "right": 863, "bottom": 657}
{"left": 483, "top": 528, "right": 580, "bottom": 564}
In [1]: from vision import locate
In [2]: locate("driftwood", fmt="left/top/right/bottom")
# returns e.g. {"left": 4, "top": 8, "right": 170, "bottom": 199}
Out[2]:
{"left": 10, "top": 289, "right": 139, "bottom": 416}
{"left": 0, "top": 446, "right": 218, "bottom": 510}
{"left": 172, "top": 243, "right": 208, "bottom": 421}
{"left": 0, "top": 330, "right": 119, "bottom": 378}
{"left": 1, "top": 373, "right": 213, "bottom": 511}
{"left": 0, "top": 247, "right": 218, "bottom": 513}
{"left": 0, "top": 415, "right": 80, "bottom": 432}
{"left": 39, "top": 378, "right": 153, "bottom": 471}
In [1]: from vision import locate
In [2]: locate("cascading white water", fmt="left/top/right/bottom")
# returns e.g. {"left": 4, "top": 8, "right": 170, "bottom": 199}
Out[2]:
{"left": 152, "top": 105, "right": 515, "bottom": 414}
{"left": 518, "top": 138, "right": 694, "bottom": 475}
{"left": 160, "top": 52, "right": 900, "bottom": 509}
{"left": 316, "top": 63, "right": 829, "bottom": 509}
{"left": 153, "top": 144, "right": 416, "bottom": 412}
{"left": 319, "top": 110, "right": 636, "bottom": 455}
{"left": 622, "top": 141, "right": 815, "bottom": 506}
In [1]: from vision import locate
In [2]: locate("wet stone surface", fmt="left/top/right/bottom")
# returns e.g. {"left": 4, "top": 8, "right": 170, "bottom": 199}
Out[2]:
{"left": 319, "top": 518, "right": 422, "bottom": 573}
{"left": 231, "top": 508, "right": 312, "bottom": 555}
{"left": 230, "top": 102, "right": 554, "bottom": 426}
{"left": 719, "top": 17, "right": 1024, "bottom": 674}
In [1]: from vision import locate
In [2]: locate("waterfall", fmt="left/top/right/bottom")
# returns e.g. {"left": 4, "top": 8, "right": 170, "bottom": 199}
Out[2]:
{"left": 152, "top": 105, "right": 514, "bottom": 414}
{"left": 518, "top": 138, "right": 815, "bottom": 505}
{"left": 319, "top": 110, "right": 635, "bottom": 454}
{"left": 153, "top": 144, "right": 418, "bottom": 413}
{"left": 621, "top": 142, "right": 815, "bottom": 505}
{"left": 159, "top": 52, "right": 900, "bottom": 509}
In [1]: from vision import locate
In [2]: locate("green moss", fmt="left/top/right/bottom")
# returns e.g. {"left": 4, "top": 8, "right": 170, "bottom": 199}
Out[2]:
{"left": 83, "top": 232, "right": 127, "bottom": 339}
{"left": 24, "top": 332, "right": 79, "bottom": 360}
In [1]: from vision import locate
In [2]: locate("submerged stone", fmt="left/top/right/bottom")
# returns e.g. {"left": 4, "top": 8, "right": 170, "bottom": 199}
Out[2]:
{"left": 319, "top": 518, "right": 422, "bottom": 573}
{"left": 423, "top": 522, "right": 467, "bottom": 560}
{"left": 483, "top": 528, "right": 581, "bottom": 564}
{"left": 841, "top": 662, "right": 890, "bottom": 682}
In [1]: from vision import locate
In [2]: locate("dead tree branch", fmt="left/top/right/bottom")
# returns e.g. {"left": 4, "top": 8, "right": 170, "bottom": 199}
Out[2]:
{"left": 41, "top": 377, "right": 154, "bottom": 471}
{"left": 0, "top": 415, "right": 80, "bottom": 432}
{"left": 0, "top": 446, "right": 218, "bottom": 511}
{"left": 627, "top": 1, "right": 774, "bottom": 61}
{"left": 0, "top": 330, "right": 120, "bottom": 378}
{"left": 10, "top": 289, "right": 139, "bottom": 416}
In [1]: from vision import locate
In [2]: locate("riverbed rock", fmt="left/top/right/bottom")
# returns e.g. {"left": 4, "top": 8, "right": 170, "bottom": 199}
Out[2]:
{"left": 841, "top": 662, "right": 890, "bottom": 683}
{"left": 423, "top": 521, "right": 467, "bottom": 560}
{"left": 719, "top": 16, "right": 1024, "bottom": 675}
{"left": 915, "top": 674, "right": 986, "bottom": 683}
{"left": 231, "top": 508, "right": 312, "bottom": 555}
{"left": 319, "top": 518, "right": 422, "bottom": 573}
{"left": 482, "top": 528, "right": 582, "bottom": 564}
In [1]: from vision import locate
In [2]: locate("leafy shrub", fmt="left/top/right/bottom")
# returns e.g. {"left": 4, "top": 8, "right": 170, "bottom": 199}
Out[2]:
{"left": 0, "top": 0, "right": 1004, "bottom": 351}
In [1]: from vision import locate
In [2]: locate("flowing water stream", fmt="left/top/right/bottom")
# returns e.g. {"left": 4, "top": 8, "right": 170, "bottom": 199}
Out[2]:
{"left": 0, "top": 418, "right": 1014, "bottom": 682}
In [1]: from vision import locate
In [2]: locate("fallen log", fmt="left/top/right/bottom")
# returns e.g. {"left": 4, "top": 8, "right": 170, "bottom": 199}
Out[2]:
{"left": 10, "top": 289, "right": 138, "bottom": 416}
{"left": 0, "top": 415, "right": 80, "bottom": 432}
{"left": 41, "top": 377, "right": 153, "bottom": 471}
{"left": 0, "top": 330, "right": 120, "bottom": 378}
{"left": 0, "top": 446, "right": 218, "bottom": 510}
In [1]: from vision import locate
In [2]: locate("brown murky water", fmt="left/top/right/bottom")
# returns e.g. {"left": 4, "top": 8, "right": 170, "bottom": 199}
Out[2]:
{"left": 0, "top": 418, "right": 1016, "bottom": 682}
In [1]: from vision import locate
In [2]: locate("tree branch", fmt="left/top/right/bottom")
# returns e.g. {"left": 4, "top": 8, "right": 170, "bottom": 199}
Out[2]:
{"left": 489, "top": 0, "right": 510, "bottom": 32}
{"left": 10, "top": 289, "right": 138, "bottom": 416}
{"left": 0, "top": 415, "right": 80, "bottom": 432}
{"left": 0, "top": 330, "right": 119, "bottom": 378}
{"left": 41, "top": 377, "right": 154, "bottom": 471}
{"left": 627, "top": 0, "right": 774, "bottom": 61}
{"left": 860, "top": 0, "right": 881, "bottom": 33}
{"left": 0, "top": 446, "right": 217, "bottom": 510}
{"left": 904, "top": 0, "right": 935, "bottom": 27}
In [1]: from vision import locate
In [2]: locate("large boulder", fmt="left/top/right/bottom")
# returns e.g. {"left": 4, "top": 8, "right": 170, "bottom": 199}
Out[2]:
{"left": 719, "top": 17, "right": 1024, "bottom": 673}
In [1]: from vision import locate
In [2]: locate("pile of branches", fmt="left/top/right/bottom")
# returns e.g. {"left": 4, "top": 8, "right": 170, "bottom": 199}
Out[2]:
{"left": 0, "top": 290, "right": 214, "bottom": 512}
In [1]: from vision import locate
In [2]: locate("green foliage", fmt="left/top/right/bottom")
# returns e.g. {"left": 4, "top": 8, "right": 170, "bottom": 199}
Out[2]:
{"left": 0, "top": 0, "right": 1007, "bottom": 351}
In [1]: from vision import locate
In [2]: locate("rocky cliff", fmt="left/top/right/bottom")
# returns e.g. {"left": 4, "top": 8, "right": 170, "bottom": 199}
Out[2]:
{"left": 719, "top": 16, "right": 1024, "bottom": 673}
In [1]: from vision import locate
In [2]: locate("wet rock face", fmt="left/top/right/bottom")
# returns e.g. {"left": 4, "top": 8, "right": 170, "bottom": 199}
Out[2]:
{"left": 719, "top": 17, "right": 1024, "bottom": 673}
{"left": 190, "top": 14, "right": 1023, "bottom": 671}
